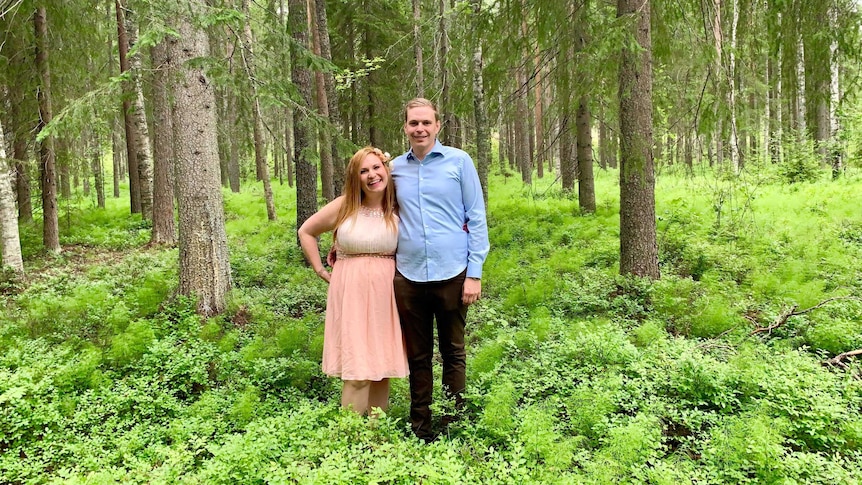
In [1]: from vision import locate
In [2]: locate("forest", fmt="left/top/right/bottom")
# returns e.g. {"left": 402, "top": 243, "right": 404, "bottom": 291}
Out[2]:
{"left": 2, "top": 0, "right": 862, "bottom": 482}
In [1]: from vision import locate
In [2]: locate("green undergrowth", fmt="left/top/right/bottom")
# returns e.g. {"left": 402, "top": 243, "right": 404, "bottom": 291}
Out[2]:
{"left": 2, "top": 167, "right": 862, "bottom": 483}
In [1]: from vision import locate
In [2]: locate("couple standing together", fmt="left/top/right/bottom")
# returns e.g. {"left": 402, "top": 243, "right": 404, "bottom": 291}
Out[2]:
{"left": 298, "top": 98, "right": 489, "bottom": 442}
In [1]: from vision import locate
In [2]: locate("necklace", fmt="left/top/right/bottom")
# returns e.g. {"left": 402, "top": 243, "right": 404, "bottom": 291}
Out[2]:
{"left": 359, "top": 205, "right": 384, "bottom": 217}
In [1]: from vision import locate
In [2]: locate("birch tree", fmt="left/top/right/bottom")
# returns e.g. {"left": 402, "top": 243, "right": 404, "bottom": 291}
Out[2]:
{"left": 0, "top": 118, "right": 24, "bottom": 275}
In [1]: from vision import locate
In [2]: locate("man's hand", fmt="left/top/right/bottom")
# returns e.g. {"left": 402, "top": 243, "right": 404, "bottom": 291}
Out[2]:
{"left": 462, "top": 277, "right": 482, "bottom": 305}
{"left": 326, "top": 245, "right": 337, "bottom": 266}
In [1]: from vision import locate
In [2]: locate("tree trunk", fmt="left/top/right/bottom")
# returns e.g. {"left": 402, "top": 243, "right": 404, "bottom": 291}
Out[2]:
{"left": 577, "top": 96, "right": 596, "bottom": 213}
{"left": 8, "top": 90, "right": 32, "bottom": 222}
{"left": 284, "top": 103, "right": 294, "bottom": 188}
{"left": 780, "top": 5, "right": 801, "bottom": 138}
{"left": 728, "top": 0, "right": 741, "bottom": 173}
{"left": 290, "top": 0, "right": 318, "bottom": 237}
{"left": 767, "top": 52, "right": 780, "bottom": 163}
{"left": 241, "top": 0, "right": 277, "bottom": 220}
{"left": 57, "top": 139, "right": 70, "bottom": 199}
{"left": 309, "top": 0, "right": 335, "bottom": 201}
{"left": 115, "top": 0, "right": 141, "bottom": 214}
{"left": 516, "top": 67, "right": 531, "bottom": 184}
{"left": 413, "top": 0, "right": 424, "bottom": 97}
{"left": 618, "top": 0, "right": 659, "bottom": 279}
{"left": 802, "top": 0, "right": 831, "bottom": 164}
{"left": 0, "top": 119, "right": 24, "bottom": 274}
{"left": 226, "top": 88, "right": 242, "bottom": 192}
{"left": 438, "top": 0, "right": 453, "bottom": 146}
{"left": 35, "top": 7, "right": 60, "bottom": 253}
{"left": 150, "top": 40, "right": 177, "bottom": 245}
{"left": 105, "top": 1, "right": 122, "bottom": 199}
{"left": 470, "top": 0, "right": 489, "bottom": 205}
{"left": 829, "top": 3, "right": 842, "bottom": 178}
{"left": 112, "top": 117, "right": 123, "bottom": 197}
{"left": 534, "top": 56, "right": 544, "bottom": 179}
{"left": 89, "top": 127, "right": 105, "bottom": 209}
{"left": 560, "top": 112, "right": 575, "bottom": 191}
{"left": 313, "top": 0, "right": 344, "bottom": 196}
{"left": 170, "top": 4, "right": 232, "bottom": 316}
{"left": 125, "top": 7, "right": 154, "bottom": 219}
{"left": 212, "top": 33, "right": 230, "bottom": 189}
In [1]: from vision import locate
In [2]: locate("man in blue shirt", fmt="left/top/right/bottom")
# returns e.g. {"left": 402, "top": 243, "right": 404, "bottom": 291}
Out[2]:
{"left": 391, "top": 98, "right": 490, "bottom": 442}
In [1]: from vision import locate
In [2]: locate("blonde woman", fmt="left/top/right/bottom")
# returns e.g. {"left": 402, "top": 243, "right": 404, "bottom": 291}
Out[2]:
{"left": 298, "top": 146, "right": 408, "bottom": 414}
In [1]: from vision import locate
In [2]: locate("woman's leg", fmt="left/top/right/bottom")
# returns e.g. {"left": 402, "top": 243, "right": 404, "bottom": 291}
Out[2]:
{"left": 342, "top": 380, "right": 371, "bottom": 414}
{"left": 368, "top": 378, "right": 391, "bottom": 416}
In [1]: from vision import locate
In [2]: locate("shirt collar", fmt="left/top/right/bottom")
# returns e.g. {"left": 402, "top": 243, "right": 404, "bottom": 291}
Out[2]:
{"left": 407, "top": 139, "right": 444, "bottom": 162}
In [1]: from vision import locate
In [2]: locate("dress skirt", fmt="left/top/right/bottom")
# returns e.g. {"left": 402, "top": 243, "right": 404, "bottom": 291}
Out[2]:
{"left": 322, "top": 255, "right": 409, "bottom": 381}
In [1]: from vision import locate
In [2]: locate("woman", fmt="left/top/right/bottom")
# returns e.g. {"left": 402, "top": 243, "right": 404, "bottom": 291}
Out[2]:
{"left": 298, "top": 146, "right": 409, "bottom": 415}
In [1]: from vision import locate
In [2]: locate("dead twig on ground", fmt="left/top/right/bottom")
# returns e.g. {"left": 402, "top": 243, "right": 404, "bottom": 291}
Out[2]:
{"left": 824, "top": 348, "right": 862, "bottom": 370}
{"left": 749, "top": 296, "right": 862, "bottom": 336}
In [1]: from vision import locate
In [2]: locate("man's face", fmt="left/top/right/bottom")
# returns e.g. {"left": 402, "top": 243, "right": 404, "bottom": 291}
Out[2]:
{"left": 404, "top": 106, "right": 440, "bottom": 154}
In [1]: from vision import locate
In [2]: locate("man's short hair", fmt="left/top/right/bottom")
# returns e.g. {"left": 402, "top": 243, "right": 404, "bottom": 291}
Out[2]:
{"left": 404, "top": 98, "right": 440, "bottom": 122}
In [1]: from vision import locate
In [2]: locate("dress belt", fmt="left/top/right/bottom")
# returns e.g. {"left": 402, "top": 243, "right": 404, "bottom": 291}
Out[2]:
{"left": 336, "top": 251, "right": 395, "bottom": 260}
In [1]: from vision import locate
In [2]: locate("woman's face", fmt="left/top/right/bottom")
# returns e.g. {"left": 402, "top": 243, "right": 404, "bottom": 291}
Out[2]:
{"left": 358, "top": 153, "right": 388, "bottom": 198}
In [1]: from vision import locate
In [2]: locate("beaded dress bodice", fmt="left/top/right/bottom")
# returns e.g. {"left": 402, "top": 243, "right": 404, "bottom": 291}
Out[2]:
{"left": 336, "top": 207, "right": 398, "bottom": 257}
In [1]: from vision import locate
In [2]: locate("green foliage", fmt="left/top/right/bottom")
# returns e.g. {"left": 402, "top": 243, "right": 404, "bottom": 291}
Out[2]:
{"left": 777, "top": 137, "right": 824, "bottom": 184}
{"left": 4, "top": 170, "right": 862, "bottom": 483}
{"left": 108, "top": 319, "right": 155, "bottom": 367}
{"left": 702, "top": 412, "right": 788, "bottom": 483}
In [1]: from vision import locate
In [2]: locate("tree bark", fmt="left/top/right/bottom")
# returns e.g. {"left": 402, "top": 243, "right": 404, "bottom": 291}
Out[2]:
{"left": 309, "top": 0, "right": 335, "bottom": 201}
{"left": 728, "top": 0, "right": 741, "bottom": 173}
{"left": 618, "top": 0, "right": 659, "bottom": 279}
{"left": 516, "top": 66, "right": 531, "bottom": 184}
{"left": 115, "top": 0, "right": 141, "bottom": 214}
{"left": 470, "top": 0, "right": 489, "bottom": 205}
{"left": 57, "top": 138, "right": 70, "bottom": 199}
{"left": 413, "top": 0, "right": 424, "bottom": 97}
{"left": 313, "top": 0, "right": 344, "bottom": 196}
{"left": 7, "top": 84, "right": 32, "bottom": 222}
{"left": 828, "top": 3, "right": 841, "bottom": 178}
{"left": 125, "top": 7, "right": 154, "bottom": 219}
{"left": 241, "top": 0, "right": 277, "bottom": 220}
{"left": 534, "top": 54, "right": 544, "bottom": 179}
{"left": 150, "top": 40, "right": 177, "bottom": 245}
{"left": 0, "top": 119, "right": 24, "bottom": 274}
{"left": 577, "top": 96, "right": 596, "bottom": 213}
{"left": 112, "top": 117, "right": 123, "bottom": 197}
{"left": 290, "top": 0, "right": 318, "bottom": 237}
{"left": 169, "top": 4, "right": 232, "bottom": 316}
{"left": 802, "top": 0, "right": 831, "bottom": 165}
{"left": 226, "top": 87, "right": 242, "bottom": 192}
{"left": 35, "top": 7, "right": 60, "bottom": 253}
{"left": 438, "top": 0, "right": 453, "bottom": 146}
{"left": 780, "top": 4, "right": 801, "bottom": 137}
{"left": 560, "top": 112, "right": 576, "bottom": 191}
{"left": 89, "top": 127, "right": 105, "bottom": 209}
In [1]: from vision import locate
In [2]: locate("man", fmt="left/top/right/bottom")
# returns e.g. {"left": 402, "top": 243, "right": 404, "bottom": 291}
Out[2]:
{"left": 390, "top": 98, "right": 490, "bottom": 442}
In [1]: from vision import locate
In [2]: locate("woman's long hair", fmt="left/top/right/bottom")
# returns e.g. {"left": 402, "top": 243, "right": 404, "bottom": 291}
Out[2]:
{"left": 334, "top": 146, "right": 398, "bottom": 236}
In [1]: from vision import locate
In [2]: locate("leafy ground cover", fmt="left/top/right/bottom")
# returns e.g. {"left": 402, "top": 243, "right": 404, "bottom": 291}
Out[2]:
{"left": 2, "top": 164, "right": 862, "bottom": 484}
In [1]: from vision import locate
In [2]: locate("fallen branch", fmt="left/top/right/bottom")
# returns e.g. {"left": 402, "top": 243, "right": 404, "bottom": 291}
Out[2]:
{"left": 824, "top": 348, "right": 862, "bottom": 369}
{"left": 750, "top": 296, "right": 862, "bottom": 336}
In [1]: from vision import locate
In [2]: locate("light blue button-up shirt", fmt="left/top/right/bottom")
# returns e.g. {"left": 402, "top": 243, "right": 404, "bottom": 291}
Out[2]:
{"left": 391, "top": 140, "right": 489, "bottom": 282}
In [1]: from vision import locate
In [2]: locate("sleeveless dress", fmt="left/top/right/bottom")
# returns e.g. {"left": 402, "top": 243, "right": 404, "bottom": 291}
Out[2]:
{"left": 322, "top": 207, "right": 409, "bottom": 381}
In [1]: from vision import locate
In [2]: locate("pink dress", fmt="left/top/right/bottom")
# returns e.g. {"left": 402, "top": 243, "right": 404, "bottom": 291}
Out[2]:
{"left": 322, "top": 207, "right": 409, "bottom": 381}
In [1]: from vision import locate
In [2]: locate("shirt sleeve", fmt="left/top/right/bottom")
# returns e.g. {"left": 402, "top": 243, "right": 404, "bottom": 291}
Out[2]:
{"left": 460, "top": 153, "right": 490, "bottom": 278}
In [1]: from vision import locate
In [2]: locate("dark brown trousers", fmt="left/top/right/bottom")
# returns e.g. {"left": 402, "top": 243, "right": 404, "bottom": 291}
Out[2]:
{"left": 394, "top": 269, "right": 467, "bottom": 440}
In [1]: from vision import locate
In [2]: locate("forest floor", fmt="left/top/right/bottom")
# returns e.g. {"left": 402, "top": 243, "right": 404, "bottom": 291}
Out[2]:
{"left": 2, "top": 164, "right": 862, "bottom": 483}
